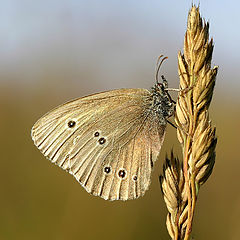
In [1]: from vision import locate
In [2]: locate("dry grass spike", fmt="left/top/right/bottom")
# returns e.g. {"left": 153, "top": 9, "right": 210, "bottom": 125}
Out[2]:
{"left": 160, "top": 5, "right": 218, "bottom": 240}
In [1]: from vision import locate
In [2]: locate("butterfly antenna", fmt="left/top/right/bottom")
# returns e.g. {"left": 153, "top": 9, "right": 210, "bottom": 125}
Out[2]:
{"left": 155, "top": 55, "right": 168, "bottom": 84}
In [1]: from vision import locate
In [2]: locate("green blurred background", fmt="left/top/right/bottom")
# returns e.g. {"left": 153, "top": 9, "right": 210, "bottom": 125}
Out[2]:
{"left": 1, "top": 1, "right": 239, "bottom": 239}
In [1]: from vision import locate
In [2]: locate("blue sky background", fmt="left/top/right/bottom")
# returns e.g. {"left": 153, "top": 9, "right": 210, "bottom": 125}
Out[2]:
{"left": 0, "top": 0, "right": 239, "bottom": 100}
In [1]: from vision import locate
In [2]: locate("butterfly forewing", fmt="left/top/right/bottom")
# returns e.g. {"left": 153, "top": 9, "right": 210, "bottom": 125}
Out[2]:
{"left": 31, "top": 88, "right": 166, "bottom": 200}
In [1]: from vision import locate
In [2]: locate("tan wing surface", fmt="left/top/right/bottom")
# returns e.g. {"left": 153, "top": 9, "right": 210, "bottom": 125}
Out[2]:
{"left": 31, "top": 88, "right": 166, "bottom": 200}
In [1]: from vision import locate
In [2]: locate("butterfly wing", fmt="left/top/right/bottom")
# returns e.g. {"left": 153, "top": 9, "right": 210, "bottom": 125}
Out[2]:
{"left": 31, "top": 88, "right": 166, "bottom": 200}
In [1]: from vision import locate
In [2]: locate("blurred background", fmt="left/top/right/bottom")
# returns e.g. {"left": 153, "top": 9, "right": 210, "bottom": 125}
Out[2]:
{"left": 1, "top": 1, "right": 239, "bottom": 239}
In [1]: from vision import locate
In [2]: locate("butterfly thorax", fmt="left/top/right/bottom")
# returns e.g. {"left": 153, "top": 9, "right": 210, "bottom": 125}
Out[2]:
{"left": 148, "top": 83, "right": 174, "bottom": 125}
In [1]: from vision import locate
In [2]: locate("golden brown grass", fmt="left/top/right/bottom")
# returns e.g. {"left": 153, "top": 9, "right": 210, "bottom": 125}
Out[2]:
{"left": 160, "top": 5, "right": 218, "bottom": 240}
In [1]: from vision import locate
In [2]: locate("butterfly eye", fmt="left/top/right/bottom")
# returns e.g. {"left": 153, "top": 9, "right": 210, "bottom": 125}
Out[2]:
{"left": 98, "top": 137, "right": 106, "bottom": 144}
{"left": 118, "top": 169, "right": 126, "bottom": 179}
{"left": 94, "top": 132, "right": 100, "bottom": 137}
{"left": 104, "top": 166, "right": 111, "bottom": 174}
{"left": 133, "top": 175, "right": 137, "bottom": 181}
{"left": 68, "top": 120, "right": 76, "bottom": 128}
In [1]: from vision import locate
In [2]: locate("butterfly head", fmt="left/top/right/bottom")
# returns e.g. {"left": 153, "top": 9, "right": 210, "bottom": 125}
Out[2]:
{"left": 155, "top": 75, "right": 168, "bottom": 92}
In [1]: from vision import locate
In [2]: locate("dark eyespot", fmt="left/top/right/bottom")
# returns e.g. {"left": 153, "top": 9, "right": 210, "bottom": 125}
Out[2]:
{"left": 68, "top": 120, "right": 76, "bottom": 128}
{"left": 104, "top": 166, "right": 111, "bottom": 174}
{"left": 98, "top": 137, "right": 106, "bottom": 144}
{"left": 94, "top": 132, "right": 100, "bottom": 137}
{"left": 133, "top": 175, "right": 137, "bottom": 181}
{"left": 118, "top": 169, "right": 126, "bottom": 179}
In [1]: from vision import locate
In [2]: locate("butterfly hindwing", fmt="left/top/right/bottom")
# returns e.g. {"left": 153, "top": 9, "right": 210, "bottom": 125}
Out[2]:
{"left": 31, "top": 88, "right": 166, "bottom": 200}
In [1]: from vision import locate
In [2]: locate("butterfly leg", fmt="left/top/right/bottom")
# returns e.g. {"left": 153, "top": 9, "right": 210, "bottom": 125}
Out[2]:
{"left": 167, "top": 119, "right": 191, "bottom": 137}
{"left": 166, "top": 119, "right": 177, "bottom": 129}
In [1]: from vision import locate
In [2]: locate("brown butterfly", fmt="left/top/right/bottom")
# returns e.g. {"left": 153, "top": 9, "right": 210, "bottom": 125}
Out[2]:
{"left": 31, "top": 56, "right": 175, "bottom": 201}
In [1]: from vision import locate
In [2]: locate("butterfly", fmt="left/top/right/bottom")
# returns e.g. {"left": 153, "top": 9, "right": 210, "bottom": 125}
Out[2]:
{"left": 31, "top": 56, "right": 175, "bottom": 201}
